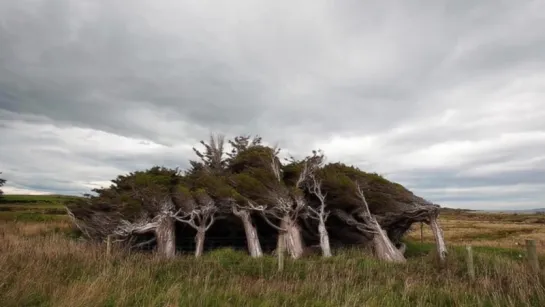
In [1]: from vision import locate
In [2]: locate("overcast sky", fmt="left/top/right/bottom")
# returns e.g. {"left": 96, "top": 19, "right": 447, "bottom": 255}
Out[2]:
{"left": 1, "top": 0, "right": 544, "bottom": 210}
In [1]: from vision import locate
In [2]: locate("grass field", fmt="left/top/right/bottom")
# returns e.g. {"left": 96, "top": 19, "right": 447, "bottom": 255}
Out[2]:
{"left": 0, "top": 195, "right": 544, "bottom": 306}
{"left": 407, "top": 211, "right": 545, "bottom": 255}
{"left": 0, "top": 194, "right": 73, "bottom": 222}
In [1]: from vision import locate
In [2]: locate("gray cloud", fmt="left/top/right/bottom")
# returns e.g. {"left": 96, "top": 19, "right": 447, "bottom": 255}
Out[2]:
{"left": 1, "top": 0, "right": 544, "bottom": 209}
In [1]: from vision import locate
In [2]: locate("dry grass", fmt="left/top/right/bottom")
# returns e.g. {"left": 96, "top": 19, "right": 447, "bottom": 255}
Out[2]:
{"left": 1, "top": 219, "right": 545, "bottom": 307}
{"left": 407, "top": 214, "right": 545, "bottom": 255}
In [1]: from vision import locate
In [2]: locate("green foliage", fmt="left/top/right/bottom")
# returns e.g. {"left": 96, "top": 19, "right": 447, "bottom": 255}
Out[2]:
{"left": 313, "top": 164, "right": 361, "bottom": 211}
{"left": 192, "top": 172, "right": 237, "bottom": 200}
{"left": 315, "top": 162, "right": 424, "bottom": 214}
{"left": 230, "top": 173, "right": 272, "bottom": 205}
{"left": 228, "top": 145, "right": 278, "bottom": 174}
{"left": 66, "top": 133, "right": 436, "bottom": 243}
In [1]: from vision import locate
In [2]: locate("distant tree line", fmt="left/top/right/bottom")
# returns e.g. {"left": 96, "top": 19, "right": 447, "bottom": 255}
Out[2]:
{"left": 67, "top": 134, "right": 447, "bottom": 263}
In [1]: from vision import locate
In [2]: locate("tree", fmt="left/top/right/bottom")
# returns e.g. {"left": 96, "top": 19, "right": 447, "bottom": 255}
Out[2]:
{"left": 174, "top": 188, "right": 218, "bottom": 257}
{"left": 0, "top": 172, "right": 5, "bottom": 197}
{"left": 65, "top": 134, "right": 448, "bottom": 263}
{"left": 307, "top": 171, "right": 332, "bottom": 257}
{"left": 191, "top": 134, "right": 228, "bottom": 174}
{"left": 230, "top": 145, "right": 315, "bottom": 259}
{"left": 192, "top": 134, "right": 264, "bottom": 257}
{"left": 354, "top": 183, "right": 405, "bottom": 262}
{"left": 228, "top": 145, "right": 294, "bottom": 256}
{"left": 67, "top": 166, "right": 186, "bottom": 258}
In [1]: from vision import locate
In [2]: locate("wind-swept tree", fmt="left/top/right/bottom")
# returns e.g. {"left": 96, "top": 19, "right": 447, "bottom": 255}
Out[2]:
{"left": 226, "top": 134, "right": 262, "bottom": 163}
{"left": 174, "top": 187, "right": 218, "bottom": 257}
{"left": 311, "top": 163, "right": 405, "bottom": 261}
{"left": 191, "top": 134, "right": 265, "bottom": 257}
{"left": 306, "top": 171, "right": 332, "bottom": 257}
{"left": 319, "top": 162, "right": 446, "bottom": 263}
{"left": 229, "top": 145, "right": 308, "bottom": 259}
{"left": 191, "top": 134, "right": 228, "bottom": 174}
{"left": 68, "top": 167, "right": 185, "bottom": 258}
{"left": 282, "top": 150, "right": 326, "bottom": 256}
{"left": 65, "top": 134, "right": 448, "bottom": 263}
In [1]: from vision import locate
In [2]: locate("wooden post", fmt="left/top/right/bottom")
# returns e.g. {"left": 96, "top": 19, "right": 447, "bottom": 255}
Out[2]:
{"left": 277, "top": 234, "right": 285, "bottom": 272}
{"left": 106, "top": 235, "right": 112, "bottom": 257}
{"left": 466, "top": 245, "right": 475, "bottom": 281}
{"left": 420, "top": 222, "right": 423, "bottom": 243}
{"left": 526, "top": 239, "right": 540, "bottom": 272}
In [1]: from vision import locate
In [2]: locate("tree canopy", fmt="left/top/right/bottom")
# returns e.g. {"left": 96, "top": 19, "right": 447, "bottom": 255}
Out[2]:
{"left": 66, "top": 133, "right": 445, "bottom": 262}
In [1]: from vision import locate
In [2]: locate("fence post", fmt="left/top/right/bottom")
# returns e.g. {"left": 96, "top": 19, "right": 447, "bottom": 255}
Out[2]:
{"left": 466, "top": 245, "right": 475, "bottom": 281}
{"left": 277, "top": 235, "right": 285, "bottom": 272}
{"left": 106, "top": 235, "right": 112, "bottom": 257}
{"left": 420, "top": 222, "right": 423, "bottom": 243}
{"left": 526, "top": 239, "right": 540, "bottom": 273}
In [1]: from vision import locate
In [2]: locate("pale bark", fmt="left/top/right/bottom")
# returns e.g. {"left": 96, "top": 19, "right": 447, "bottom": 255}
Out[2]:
{"left": 233, "top": 208, "right": 263, "bottom": 257}
{"left": 195, "top": 228, "right": 205, "bottom": 258}
{"left": 397, "top": 242, "right": 407, "bottom": 255}
{"left": 279, "top": 216, "right": 304, "bottom": 259}
{"left": 370, "top": 218, "right": 406, "bottom": 262}
{"left": 155, "top": 216, "right": 176, "bottom": 259}
{"left": 307, "top": 173, "right": 332, "bottom": 258}
{"left": 173, "top": 196, "right": 217, "bottom": 258}
{"left": 355, "top": 184, "right": 405, "bottom": 263}
{"left": 318, "top": 221, "right": 332, "bottom": 257}
{"left": 429, "top": 214, "right": 447, "bottom": 265}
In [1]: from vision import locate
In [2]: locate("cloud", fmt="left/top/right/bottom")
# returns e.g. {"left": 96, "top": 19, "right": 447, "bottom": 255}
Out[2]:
{"left": 1, "top": 0, "right": 544, "bottom": 210}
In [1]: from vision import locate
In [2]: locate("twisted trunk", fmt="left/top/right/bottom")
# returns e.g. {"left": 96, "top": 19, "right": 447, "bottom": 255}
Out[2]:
{"left": 397, "top": 242, "right": 407, "bottom": 255}
{"left": 195, "top": 228, "right": 205, "bottom": 258}
{"left": 278, "top": 215, "right": 304, "bottom": 259}
{"left": 234, "top": 209, "right": 263, "bottom": 257}
{"left": 155, "top": 216, "right": 176, "bottom": 259}
{"left": 428, "top": 214, "right": 447, "bottom": 264}
{"left": 370, "top": 218, "right": 406, "bottom": 263}
{"left": 318, "top": 220, "right": 332, "bottom": 257}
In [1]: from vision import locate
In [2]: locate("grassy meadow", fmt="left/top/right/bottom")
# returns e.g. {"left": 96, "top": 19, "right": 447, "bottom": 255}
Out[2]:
{"left": 1, "top": 195, "right": 544, "bottom": 306}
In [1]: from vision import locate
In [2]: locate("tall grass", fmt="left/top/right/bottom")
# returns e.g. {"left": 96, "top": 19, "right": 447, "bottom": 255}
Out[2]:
{"left": 1, "top": 221, "right": 544, "bottom": 307}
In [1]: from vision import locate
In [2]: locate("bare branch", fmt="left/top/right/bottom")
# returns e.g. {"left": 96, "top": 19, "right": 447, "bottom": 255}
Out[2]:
{"left": 243, "top": 197, "right": 286, "bottom": 230}
{"left": 113, "top": 218, "right": 159, "bottom": 237}
{"left": 174, "top": 211, "right": 199, "bottom": 229}
{"left": 131, "top": 237, "right": 157, "bottom": 250}
{"left": 65, "top": 206, "right": 91, "bottom": 238}
{"left": 355, "top": 182, "right": 372, "bottom": 217}
{"left": 259, "top": 212, "right": 287, "bottom": 232}
{"left": 173, "top": 200, "right": 218, "bottom": 231}
{"left": 270, "top": 150, "right": 282, "bottom": 182}
{"left": 295, "top": 161, "right": 309, "bottom": 189}
{"left": 205, "top": 214, "right": 215, "bottom": 231}
{"left": 331, "top": 209, "right": 378, "bottom": 234}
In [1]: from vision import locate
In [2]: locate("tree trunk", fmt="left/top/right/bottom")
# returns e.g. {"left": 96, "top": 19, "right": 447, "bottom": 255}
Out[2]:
{"left": 428, "top": 214, "right": 447, "bottom": 265}
{"left": 155, "top": 216, "right": 176, "bottom": 259}
{"left": 397, "top": 242, "right": 407, "bottom": 255}
{"left": 318, "top": 220, "right": 332, "bottom": 257}
{"left": 233, "top": 209, "right": 263, "bottom": 257}
{"left": 278, "top": 215, "right": 304, "bottom": 259}
{"left": 370, "top": 218, "right": 406, "bottom": 263}
{"left": 195, "top": 228, "right": 205, "bottom": 258}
